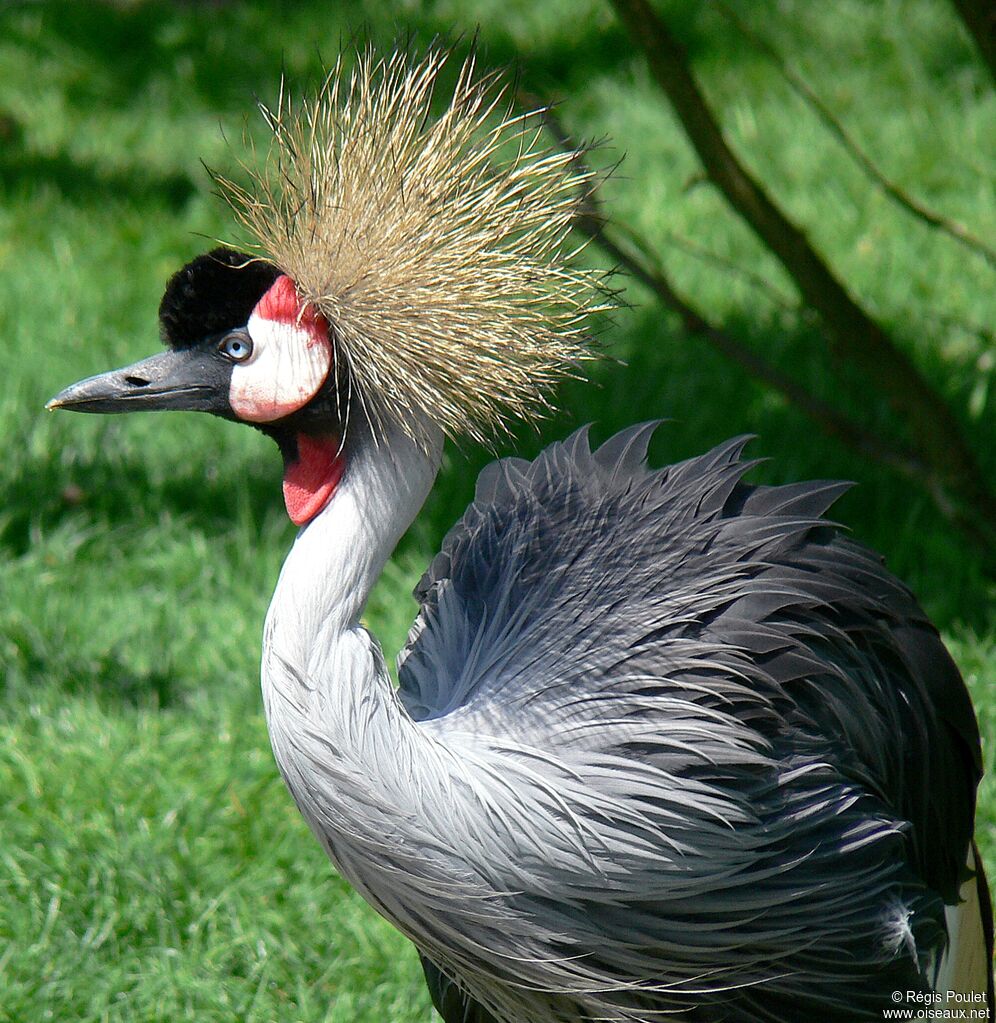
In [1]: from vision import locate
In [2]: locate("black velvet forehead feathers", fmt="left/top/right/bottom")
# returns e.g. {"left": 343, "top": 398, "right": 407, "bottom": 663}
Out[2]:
{"left": 159, "top": 247, "right": 281, "bottom": 349}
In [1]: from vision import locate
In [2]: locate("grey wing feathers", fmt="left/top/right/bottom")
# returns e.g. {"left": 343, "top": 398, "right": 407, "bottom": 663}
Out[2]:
{"left": 397, "top": 423, "right": 986, "bottom": 1020}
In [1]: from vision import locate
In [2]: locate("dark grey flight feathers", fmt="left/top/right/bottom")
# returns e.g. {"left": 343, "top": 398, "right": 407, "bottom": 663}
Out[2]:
{"left": 395, "top": 423, "right": 981, "bottom": 1022}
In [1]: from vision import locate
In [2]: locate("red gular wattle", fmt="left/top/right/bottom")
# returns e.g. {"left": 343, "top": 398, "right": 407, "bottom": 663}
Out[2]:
{"left": 282, "top": 433, "right": 346, "bottom": 526}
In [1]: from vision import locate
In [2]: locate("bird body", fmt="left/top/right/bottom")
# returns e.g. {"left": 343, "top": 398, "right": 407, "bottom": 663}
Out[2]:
{"left": 259, "top": 416, "right": 991, "bottom": 1022}
{"left": 48, "top": 45, "right": 992, "bottom": 1023}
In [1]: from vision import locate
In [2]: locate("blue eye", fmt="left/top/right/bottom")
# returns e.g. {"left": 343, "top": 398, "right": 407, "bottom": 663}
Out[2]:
{"left": 220, "top": 332, "right": 253, "bottom": 362}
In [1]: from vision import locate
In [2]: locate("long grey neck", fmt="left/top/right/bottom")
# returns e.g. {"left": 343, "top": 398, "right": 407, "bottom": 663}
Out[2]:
{"left": 256, "top": 422, "right": 546, "bottom": 1007}
{"left": 262, "top": 418, "right": 442, "bottom": 703}
{"left": 259, "top": 418, "right": 450, "bottom": 911}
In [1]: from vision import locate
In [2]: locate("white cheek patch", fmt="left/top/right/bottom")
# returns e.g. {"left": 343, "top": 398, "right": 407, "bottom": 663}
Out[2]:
{"left": 229, "top": 312, "right": 332, "bottom": 423}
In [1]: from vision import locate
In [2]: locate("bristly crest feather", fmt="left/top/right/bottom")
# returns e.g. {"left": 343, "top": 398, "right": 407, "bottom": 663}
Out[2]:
{"left": 213, "top": 46, "right": 612, "bottom": 448}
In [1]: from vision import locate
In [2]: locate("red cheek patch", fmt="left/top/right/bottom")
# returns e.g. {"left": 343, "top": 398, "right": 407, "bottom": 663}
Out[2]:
{"left": 256, "top": 275, "right": 327, "bottom": 337}
{"left": 283, "top": 434, "right": 346, "bottom": 526}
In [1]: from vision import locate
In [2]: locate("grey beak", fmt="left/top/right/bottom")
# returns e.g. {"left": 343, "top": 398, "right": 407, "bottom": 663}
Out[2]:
{"left": 47, "top": 348, "right": 230, "bottom": 415}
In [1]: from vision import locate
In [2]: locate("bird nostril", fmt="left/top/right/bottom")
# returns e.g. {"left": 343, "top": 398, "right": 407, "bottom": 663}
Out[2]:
{"left": 124, "top": 375, "right": 150, "bottom": 387}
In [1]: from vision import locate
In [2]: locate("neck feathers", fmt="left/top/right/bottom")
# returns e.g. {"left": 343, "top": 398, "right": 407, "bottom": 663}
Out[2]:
{"left": 259, "top": 418, "right": 443, "bottom": 899}
{"left": 263, "top": 418, "right": 442, "bottom": 680}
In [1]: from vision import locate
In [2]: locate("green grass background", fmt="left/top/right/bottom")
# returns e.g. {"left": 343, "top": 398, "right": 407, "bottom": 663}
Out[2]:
{"left": 0, "top": 1, "right": 993, "bottom": 1020}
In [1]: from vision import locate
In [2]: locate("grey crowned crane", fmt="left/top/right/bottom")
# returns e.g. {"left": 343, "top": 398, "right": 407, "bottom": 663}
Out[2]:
{"left": 49, "top": 48, "right": 992, "bottom": 1023}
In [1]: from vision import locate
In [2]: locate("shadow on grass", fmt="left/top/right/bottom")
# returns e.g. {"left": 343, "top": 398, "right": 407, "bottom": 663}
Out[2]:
{"left": 0, "top": 144, "right": 197, "bottom": 209}
{"left": 8, "top": 0, "right": 286, "bottom": 112}
{"left": 1, "top": 439, "right": 283, "bottom": 563}
{"left": 3, "top": 615, "right": 181, "bottom": 708}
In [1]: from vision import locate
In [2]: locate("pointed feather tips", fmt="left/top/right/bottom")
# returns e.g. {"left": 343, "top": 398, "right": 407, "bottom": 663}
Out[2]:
{"left": 213, "top": 45, "right": 614, "bottom": 450}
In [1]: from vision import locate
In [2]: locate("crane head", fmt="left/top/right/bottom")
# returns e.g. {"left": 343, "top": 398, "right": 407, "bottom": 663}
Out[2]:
{"left": 47, "top": 247, "right": 344, "bottom": 428}
{"left": 48, "top": 46, "right": 612, "bottom": 523}
{"left": 47, "top": 247, "right": 353, "bottom": 524}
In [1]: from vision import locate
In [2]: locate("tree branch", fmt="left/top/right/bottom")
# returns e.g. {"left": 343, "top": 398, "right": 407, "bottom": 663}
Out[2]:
{"left": 716, "top": 0, "right": 996, "bottom": 269}
{"left": 596, "top": 220, "right": 930, "bottom": 481}
{"left": 608, "top": 0, "right": 995, "bottom": 549}
{"left": 660, "top": 229, "right": 798, "bottom": 311}
{"left": 529, "top": 99, "right": 928, "bottom": 491}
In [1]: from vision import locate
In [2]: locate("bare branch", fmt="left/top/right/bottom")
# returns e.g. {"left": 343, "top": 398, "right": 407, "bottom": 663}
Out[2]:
{"left": 716, "top": 1, "right": 996, "bottom": 269}
{"left": 522, "top": 94, "right": 797, "bottom": 313}
{"left": 607, "top": 0, "right": 996, "bottom": 552}
{"left": 599, "top": 223, "right": 933, "bottom": 482}
{"left": 660, "top": 230, "right": 798, "bottom": 311}
{"left": 529, "top": 99, "right": 930, "bottom": 492}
